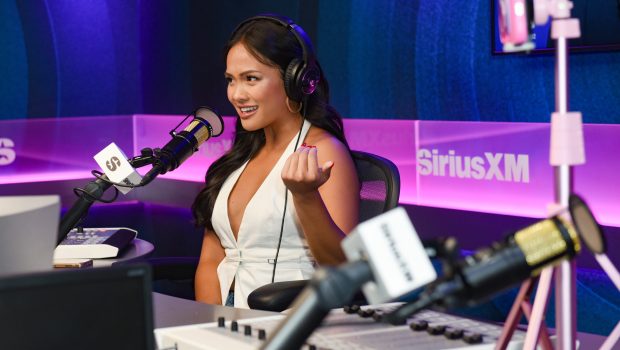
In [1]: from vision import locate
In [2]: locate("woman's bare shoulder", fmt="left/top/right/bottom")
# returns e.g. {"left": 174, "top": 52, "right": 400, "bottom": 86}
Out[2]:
{"left": 305, "top": 126, "right": 350, "bottom": 156}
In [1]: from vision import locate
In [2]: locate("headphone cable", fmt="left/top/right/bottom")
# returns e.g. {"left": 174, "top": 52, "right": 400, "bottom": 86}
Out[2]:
{"left": 271, "top": 107, "right": 307, "bottom": 283}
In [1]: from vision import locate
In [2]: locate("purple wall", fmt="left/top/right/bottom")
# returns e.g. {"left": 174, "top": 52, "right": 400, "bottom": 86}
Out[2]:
{"left": 2, "top": 116, "right": 618, "bottom": 227}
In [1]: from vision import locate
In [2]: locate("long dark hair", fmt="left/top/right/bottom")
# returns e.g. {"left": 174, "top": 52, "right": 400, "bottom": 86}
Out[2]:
{"left": 192, "top": 17, "right": 349, "bottom": 229}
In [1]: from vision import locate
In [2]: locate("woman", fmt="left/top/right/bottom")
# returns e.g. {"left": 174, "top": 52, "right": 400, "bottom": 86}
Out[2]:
{"left": 192, "top": 14, "right": 360, "bottom": 308}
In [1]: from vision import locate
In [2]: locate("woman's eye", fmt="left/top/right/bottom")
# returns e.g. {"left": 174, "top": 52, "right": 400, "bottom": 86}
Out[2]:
{"left": 225, "top": 77, "right": 233, "bottom": 84}
{"left": 246, "top": 75, "right": 259, "bottom": 82}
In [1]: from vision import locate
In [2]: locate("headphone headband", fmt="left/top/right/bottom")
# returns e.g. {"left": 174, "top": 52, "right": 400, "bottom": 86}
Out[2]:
{"left": 230, "top": 14, "right": 320, "bottom": 102}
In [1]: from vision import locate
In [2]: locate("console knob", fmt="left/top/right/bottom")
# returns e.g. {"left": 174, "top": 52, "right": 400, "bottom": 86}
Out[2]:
{"left": 444, "top": 328, "right": 464, "bottom": 339}
{"left": 409, "top": 320, "right": 429, "bottom": 331}
{"left": 463, "top": 332, "right": 483, "bottom": 344}
{"left": 427, "top": 324, "right": 446, "bottom": 335}
{"left": 343, "top": 304, "right": 361, "bottom": 314}
{"left": 358, "top": 309, "right": 375, "bottom": 318}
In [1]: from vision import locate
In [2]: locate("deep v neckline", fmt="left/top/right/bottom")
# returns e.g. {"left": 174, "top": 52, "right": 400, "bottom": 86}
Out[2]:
{"left": 226, "top": 154, "right": 279, "bottom": 241}
{"left": 225, "top": 120, "right": 309, "bottom": 243}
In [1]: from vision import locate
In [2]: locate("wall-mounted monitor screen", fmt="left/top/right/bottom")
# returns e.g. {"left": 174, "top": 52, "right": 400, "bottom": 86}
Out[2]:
{"left": 492, "top": 0, "right": 620, "bottom": 54}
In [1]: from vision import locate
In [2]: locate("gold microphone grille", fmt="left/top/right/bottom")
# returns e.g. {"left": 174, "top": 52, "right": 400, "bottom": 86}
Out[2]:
{"left": 184, "top": 119, "right": 211, "bottom": 145}
{"left": 514, "top": 217, "right": 580, "bottom": 268}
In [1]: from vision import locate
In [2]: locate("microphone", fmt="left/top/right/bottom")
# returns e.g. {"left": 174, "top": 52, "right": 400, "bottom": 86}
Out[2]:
{"left": 341, "top": 207, "right": 437, "bottom": 304}
{"left": 140, "top": 107, "right": 223, "bottom": 186}
{"left": 385, "top": 208, "right": 587, "bottom": 325}
{"left": 59, "top": 106, "right": 223, "bottom": 240}
{"left": 260, "top": 208, "right": 437, "bottom": 349}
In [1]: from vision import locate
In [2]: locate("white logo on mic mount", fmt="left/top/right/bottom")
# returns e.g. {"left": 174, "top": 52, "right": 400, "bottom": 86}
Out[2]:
{"left": 106, "top": 156, "right": 122, "bottom": 171}
{"left": 381, "top": 223, "right": 414, "bottom": 282}
{"left": 0, "top": 138, "right": 16, "bottom": 166}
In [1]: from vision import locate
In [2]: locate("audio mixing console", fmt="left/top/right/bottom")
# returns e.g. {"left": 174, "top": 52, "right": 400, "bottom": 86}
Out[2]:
{"left": 155, "top": 303, "right": 528, "bottom": 349}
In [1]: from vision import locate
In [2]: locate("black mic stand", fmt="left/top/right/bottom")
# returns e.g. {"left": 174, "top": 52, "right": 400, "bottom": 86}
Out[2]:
{"left": 57, "top": 148, "right": 159, "bottom": 244}
{"left": 383, "top": 240, "right": 466, "bottom": 326}
{"left": 260, "top": 260, "right": 373, "bottom": 350}
{"left": 383, "top": 278, "right": 461, "bottom": 325}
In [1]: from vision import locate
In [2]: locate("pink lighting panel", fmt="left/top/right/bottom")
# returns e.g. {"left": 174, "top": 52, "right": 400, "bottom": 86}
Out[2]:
{"left": 0, "top": 116, "right": 134, "bottom": 184}
{"left": 1, "top": 116, "right": 618, "bottom": 227}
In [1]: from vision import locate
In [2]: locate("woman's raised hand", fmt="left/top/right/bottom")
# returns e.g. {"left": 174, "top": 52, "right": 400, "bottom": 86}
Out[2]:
{"left": 281, "top": 144, "right": 334, "bottom": 195}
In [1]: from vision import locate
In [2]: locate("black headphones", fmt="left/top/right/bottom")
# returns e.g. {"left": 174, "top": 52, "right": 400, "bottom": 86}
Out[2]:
{"left": 230, "top": 14, "right": 321, "bottom": 102}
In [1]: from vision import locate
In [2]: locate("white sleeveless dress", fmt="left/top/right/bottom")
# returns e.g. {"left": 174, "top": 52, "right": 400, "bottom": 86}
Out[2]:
{"left": 211, "top": 120, "right": 316, "bottom": 308}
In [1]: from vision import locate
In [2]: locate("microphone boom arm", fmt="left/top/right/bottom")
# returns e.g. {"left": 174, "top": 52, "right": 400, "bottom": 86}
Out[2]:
{"left": 57, "top": 152, "right": 157, "bottom": 243}
{"left": 58, "top": 106, "right": 224, "bottom": 243}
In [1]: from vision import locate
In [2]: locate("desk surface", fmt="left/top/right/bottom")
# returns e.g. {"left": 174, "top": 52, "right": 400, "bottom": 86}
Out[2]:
{"left": 93, "top": 238, "right": 154, "bottom": 267}
{"left": 153, "top": 292, "right": 276, "bottom": 329}
{"left": 152, "top": 293, "right": 611, "bottom": 349}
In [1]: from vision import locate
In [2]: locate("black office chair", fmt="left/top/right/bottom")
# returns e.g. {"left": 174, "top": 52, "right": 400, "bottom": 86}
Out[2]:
{"left": 144, "top": 150, "right": 401, "bottom": 305}
{"left": 247, "top": 150, "right": 400, "bottom": 311}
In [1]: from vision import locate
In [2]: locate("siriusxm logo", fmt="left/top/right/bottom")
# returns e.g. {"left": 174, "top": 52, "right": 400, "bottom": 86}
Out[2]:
{"left": 417, "top": 149, "right": 530, "bottom": 183}
{"left": 0, "top": 138, "right": 16, "bottom": 166}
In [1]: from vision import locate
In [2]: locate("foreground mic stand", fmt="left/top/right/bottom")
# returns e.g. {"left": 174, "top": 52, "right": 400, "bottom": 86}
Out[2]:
{"left": 569, "top": 196, "right": 620, "bottom": 350}
{"left": 261, "top": 261, "right": 373, "bottom": 350}
{"left": 594, "top": 252, "right": 620, "bottom": 350}
{"left": 495, "top": 277, "right": 554, "bottom": 350}
{"left": 526, "top": 2, "right": 583, "bottom": 349}
{"left": 497, "top": 1, "right": 585, "bottom": 348}
{"left": 57, "top": 148, "right": 159, "bottom": 243}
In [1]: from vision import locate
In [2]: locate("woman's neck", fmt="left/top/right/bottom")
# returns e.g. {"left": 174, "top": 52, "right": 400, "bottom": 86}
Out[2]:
{"left": 262, "top": 115, "right": 304, "bottom": 151}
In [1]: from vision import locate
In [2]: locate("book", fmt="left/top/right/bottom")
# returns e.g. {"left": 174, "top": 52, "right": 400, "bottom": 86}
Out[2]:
{"left": 54, "top": 227, "right": 137, "bottom": 259}
{"left": 53, "top": 258, "right": 94, "bottom": 268}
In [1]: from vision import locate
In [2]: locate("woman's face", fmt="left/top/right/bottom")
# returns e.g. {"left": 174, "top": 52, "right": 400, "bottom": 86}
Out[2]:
{"left": 225, "top": 42, "right": 289, "bottom": 131}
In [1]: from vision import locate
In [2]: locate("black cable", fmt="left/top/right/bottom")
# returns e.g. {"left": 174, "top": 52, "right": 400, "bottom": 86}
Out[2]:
{"left": 71, "top": 170, "right": 123, "bottom": 204}
{"left": 71, "top": 167, "right": 150, "bottom": 205}
{"left": 271, "top": 106, "right": 307, "bottom": 283}
{"left": 73, "top": 186, "right": 119, "bottom": 204}
{"left": 90, "top": 169, "right": 142, "bottom": 188}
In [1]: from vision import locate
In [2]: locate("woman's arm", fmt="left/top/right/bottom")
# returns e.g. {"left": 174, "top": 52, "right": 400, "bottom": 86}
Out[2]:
{"left": 281, "top": 136, "right": 360, "bottom": 265}
{"left": 194, "top": 229, "right": 226, "bottom": 304}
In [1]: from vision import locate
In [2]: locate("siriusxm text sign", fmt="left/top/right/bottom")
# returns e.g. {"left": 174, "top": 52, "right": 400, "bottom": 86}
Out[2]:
{"left": 414, "top": 122, "right": 554, "bottom": 220}
{"left": 417, "top": 149, "right": 530, "bottom": 183}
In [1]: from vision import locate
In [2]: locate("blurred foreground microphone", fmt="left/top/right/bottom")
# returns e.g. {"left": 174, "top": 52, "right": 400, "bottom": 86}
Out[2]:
{"left": 385, "top": 203, "right": 590, "bottom": 325}
{"left": 342, "top": 207, "right": 437, "bottom": 304}
{"left": 140, "top": 107, "right": 223, "bottom": 186}
{"left": 261, "top": 208, "right": 437, "bottom": 350}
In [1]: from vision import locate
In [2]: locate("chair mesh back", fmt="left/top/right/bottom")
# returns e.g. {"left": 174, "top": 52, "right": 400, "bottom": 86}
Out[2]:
{"left": 360, "top": 181, "right": 388, "bottom": 201}
{"left": 352, "top": 151, "right": 400, "bottom": 222}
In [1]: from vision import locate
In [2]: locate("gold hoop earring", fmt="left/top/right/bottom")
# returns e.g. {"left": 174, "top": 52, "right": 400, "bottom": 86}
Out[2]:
{"left": 285, "top": 97, "right": 303, "bottom": 114}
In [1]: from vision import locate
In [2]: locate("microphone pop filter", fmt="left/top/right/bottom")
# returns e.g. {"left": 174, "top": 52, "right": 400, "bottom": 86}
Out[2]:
{"left": 195, "top": 106, "right": 224, "bottom": 137}
{"left": 569, "top": 194, "right": 606, "bottom": 254}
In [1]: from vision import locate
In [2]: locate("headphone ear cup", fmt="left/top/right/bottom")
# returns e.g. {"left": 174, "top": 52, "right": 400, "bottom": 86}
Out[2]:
{"left": 300, "top": 62, "right": 320, "bottom": 96}
{"left": 284, "top": 58, "right": 303, "bottom": 102}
